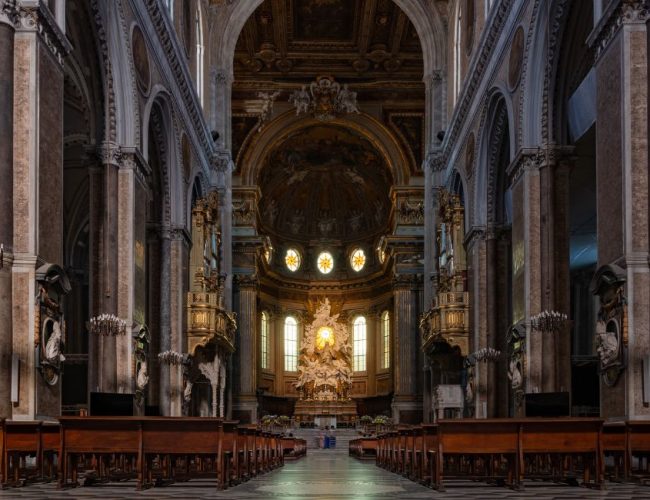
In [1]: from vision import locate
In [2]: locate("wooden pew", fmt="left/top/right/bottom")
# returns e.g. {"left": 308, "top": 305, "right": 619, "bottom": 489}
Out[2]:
{"left": 140, "top": 417, "right": 222, "bottom": 488}
{"left": 2, "top": 420, "right": 59, "bottom": 487}
{"left": 602, "top": 421, "right": 627, "bottom": 481}
{"left": 58, "top": 417, "right": 141, "bottom": 489}
{"left": 429, "top": 419, "right": 521, "bottom": 491}
{"left": 520, "top": 418, "right": 604, "bottom": 488}
{"left": 349, "top": 437, "right": 378, "bottom": 460}
{"left": 217, "top": 420, "right": 239, "bottom": 489}
{"left": 626, "top": 421, "right": 650, "bottom": 479}
{"left": 420, "top": 423, "right": 438, "bottom": 486}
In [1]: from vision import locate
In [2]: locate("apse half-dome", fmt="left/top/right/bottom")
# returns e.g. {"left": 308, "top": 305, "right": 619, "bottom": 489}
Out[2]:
{"left": 258, "top": 124, "right": 393, "bottom": 244}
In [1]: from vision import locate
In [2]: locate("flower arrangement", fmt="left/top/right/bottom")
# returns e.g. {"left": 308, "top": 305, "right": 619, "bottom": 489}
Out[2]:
{"left": 530, "top": 310, "right": 568, "bottom": 333}
{"left": 88, "top": 314, "right": 128, "bottom": 336}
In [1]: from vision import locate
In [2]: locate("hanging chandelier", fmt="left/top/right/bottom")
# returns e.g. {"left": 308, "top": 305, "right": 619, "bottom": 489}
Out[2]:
{"left": 530, "top": 310, "right": 568, "bottom": 333}
{"left": 88, "top": 314, "right": 128, "bottom": 336}
{"left": 288, "top": 76, "right": 359, "bottom": 121}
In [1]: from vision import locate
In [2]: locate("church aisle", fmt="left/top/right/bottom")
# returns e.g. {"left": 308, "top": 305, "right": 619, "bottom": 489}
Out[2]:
{"left": 1, "top": 450, "right": 649, "bottom": 499}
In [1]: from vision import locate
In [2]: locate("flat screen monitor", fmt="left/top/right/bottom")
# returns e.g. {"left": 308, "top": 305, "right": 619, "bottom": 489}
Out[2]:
{"left": 525, "top": 392, "right": 570, "bottom": 417}
{"left": 89, "top": 392, "right": 134, "bottom": 416}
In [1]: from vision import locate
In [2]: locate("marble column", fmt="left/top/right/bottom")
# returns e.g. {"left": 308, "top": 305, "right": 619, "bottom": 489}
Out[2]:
{"left": 509, "top": 151, "right": 543, "bottom": 398}
{"left": 589, "top": 1, "right": 650, "bottom": 418}
{"left": 391, "top": 274, "right": 423, "bottom": 423}
{"left": 465, "top": 227, "right": 491, "bottom": 416}
{"left": 0, "top": 2, "right": 16, "bottom": 418}
{"left": 11, "top": 2, "right": 70, "bottom": 419}
{"left": 233, "top": 274, "right": 259, "bottom": 423}
{"left": 158, "top": 231, "right": 172, "bottom": 415}
{"left": 90, "top": 143, "right": 122, "bottom": 394}
{"left": 169, "top": 229, "right": 189, "bottom": 416}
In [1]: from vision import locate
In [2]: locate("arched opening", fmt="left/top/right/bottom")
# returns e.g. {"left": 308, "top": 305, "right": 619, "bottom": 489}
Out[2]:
{"left": 144, "top": 100, "right": 172, "bottom": 415}
{"left": 61, "top": 0, "right": 105, "bottom": 415}
{"left": 553, "top": 0, "right": 598, "bottom": 416}
{"left": 230, "top": 0, "right": 427, "bottom": 423}
{"left": 484, "top": 94, "right": 512, "bottom": 417}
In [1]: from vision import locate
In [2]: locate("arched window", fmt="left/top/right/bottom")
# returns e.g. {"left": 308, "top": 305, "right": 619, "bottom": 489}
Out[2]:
{"left": 453, "top": 3, "right": 462, "bottom": 103}
{"left": 195, "top": 5, "right": 204, "bottom": 106}
{"left": 163, "top": 0, "right": 174, "bottom": 20}
{"left": 381, "top": 311, "right": 390, "bottom": 369}
{"left": 284, "top": 316, "right": 298, "bottom": 371}
{"left": 261, "top": 311, "right": 270, "bottom": 370}
{"left": 353, "top": 316, "right": 367, "bottom": 372}
{"left": 196, "top": 4, "right": 205, "bottom": 106}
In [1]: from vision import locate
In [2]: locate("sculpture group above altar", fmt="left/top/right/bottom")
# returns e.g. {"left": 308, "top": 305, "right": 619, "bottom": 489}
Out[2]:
{"left": 295, "top": 298, "right": 352, "bottom": 401}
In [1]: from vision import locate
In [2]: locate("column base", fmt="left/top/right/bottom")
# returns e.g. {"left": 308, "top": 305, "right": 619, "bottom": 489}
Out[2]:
{"left": 391, "top": 395, "right": 422, "bottom": 424}
{"left": 232, "top": 395, "right": 258, "bottom": 424}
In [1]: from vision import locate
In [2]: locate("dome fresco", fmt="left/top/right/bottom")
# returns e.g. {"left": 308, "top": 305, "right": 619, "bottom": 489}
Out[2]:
{"left": 258, "top": 124, "right": 393, "bottom": 244}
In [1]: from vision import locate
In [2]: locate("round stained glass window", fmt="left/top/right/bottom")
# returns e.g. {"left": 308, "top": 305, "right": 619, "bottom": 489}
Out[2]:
{"left": 317, "top": 252, "right": 334, "bottom": 274}
{"left": 285, "top": 248, "right": 301, "bottom": 272}
{"left": 350, "top": 248, "right": 366, "bottom": 272}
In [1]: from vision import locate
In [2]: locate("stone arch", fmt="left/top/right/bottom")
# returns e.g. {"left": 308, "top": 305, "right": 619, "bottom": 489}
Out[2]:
{"left": 238, "top": 111, "right": 412, "bottom": 187}
{"left": 143, "top": 88, "right": 183, "bottom": 226}
{"left": 213, "top": 0, "right": 445, "bottom": 79}
{"left": 100, "top": 3, "right": 140, "bottom": 146}
{"left": 209, "top": 0, "right": 447, "bottom": 153}
{"left": 474, "top": 90, "right": 514, "bottom": 227}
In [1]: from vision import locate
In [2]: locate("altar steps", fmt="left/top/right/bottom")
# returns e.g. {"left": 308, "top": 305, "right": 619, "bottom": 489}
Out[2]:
{"left": 292, "top": 428, "right": 360, "bottom": 451}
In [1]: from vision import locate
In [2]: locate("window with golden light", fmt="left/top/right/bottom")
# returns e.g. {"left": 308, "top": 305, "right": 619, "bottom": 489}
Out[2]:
{"left": 285, "top": 248, "right": 301, "bottom": 272}
{"left": 350, "top": 248, "right": 366, "bottom": 272}
{"left": 317, "top": 251, "right": 334, "bottom": 274}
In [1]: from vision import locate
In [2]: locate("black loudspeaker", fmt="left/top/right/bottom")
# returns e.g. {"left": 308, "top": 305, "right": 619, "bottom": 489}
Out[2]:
{"left": 524, "top": 392, "right": 570, "bottom": 417}
{"left": 89, "top": 392, "right": 134, "bottom": 416}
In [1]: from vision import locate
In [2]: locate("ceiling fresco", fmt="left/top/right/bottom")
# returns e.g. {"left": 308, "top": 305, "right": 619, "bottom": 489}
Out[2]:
{"left": 258, "top": 124, "right": 393, "bottom": 243}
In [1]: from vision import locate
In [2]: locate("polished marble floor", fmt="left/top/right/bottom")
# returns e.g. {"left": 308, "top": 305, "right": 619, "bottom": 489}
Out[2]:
{"left": 2, "top": 450, "right": 650, "bottom": 499}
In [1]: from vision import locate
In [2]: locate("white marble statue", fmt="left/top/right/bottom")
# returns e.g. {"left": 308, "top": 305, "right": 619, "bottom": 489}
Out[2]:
{"left": 136, "top": 359, "right": 149, "bottom": 391}
{"left": 337, "top": 84, "right": 359, "bottom": 114}
{"left": 45, "top": 320, "right": 65, "bottom": 363}
{"left": 289, "top": 85, "right": 310, "bottom": 115}
{"left": 508, "top": 359, "right": 522, "bottom": 390}
{"left": 596, "top": 321, "right": 619, "bottom": 367}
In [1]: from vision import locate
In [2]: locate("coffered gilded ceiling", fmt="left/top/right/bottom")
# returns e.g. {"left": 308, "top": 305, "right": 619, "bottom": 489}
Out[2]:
{"left": 234, "top": 0, "right": 423, "bottom": 83}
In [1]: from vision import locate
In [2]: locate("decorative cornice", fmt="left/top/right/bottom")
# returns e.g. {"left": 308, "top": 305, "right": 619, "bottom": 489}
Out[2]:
{"left": 234, "top": 273, "right": 259, "bottom": 289}
{"left": 506, "top": 148, "right": 544, "bottom": 185}
{"left": 93, "top": 142, "right": 151, "bottom": 184}
{"left": 426, "top": 150, "right": 446, "bottom": 173}
{"left": 211, "top": 151, "right": 233, "bottom": 174}
{"left": 14, "top": 1, "right": 72, "bottom": 65}
{"left": 588, "top": 0, "right": 650, "bottom": 62}
{"left": 464, "top": 226, "right": 487, "bottom": 248}
{"left": 392, "top": 273, "right": 424, "bottom": 288}
{"left": 439, "top": 0, "right": 516, "bottom": 169}
{"left": 94, "top": 141, "right": 123, "bottom": 167}
{"left": 141, "top": 0, "right": 215, "bottom": 156}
